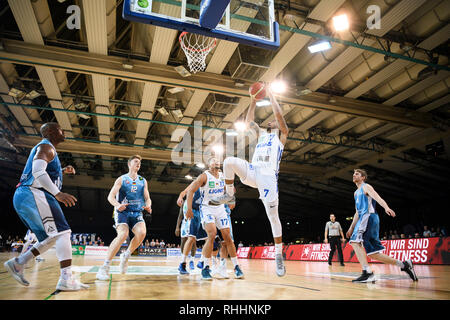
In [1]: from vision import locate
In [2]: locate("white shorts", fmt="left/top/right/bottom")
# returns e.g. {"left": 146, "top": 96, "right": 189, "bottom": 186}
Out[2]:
{"left": 233, "top": 160, "right": 279, "bottom": 203}
{"left": 200, "top": 205, "right": 230, "bottom": 230}
{"left": 180, "top": 218, "right": 189, "bottom": 238}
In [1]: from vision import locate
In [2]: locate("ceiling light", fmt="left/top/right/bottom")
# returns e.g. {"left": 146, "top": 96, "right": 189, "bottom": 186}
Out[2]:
{"left": 234, "top": 80, "right": 245, "bottom": 87}
{"left": 78, "top": 113, "right": 91, "bottom": 120}
{"left": 74, "top": 101, "right": 88, "bottom": 109}
{"left": 196, "top": 163, "right": 205, "bottom": 169}
{"left": 122, "top": 61, "right": 134, "bottom": 70}
{"left": 270, "top": 80, "right": 287, "bottom": 93}
{"left": 119, "top": 138, "right": 126, "bottom": 143}
{"left": 256, "top": 99, "right": 271, "bottom": 107}
{"left": 308, "top": 41, "right": 331, "bottom": 53}
{"left": 175, "top": 65, "right": 191, "bottom": 77}
{"left": 226, "top": 130, "right": 238, "bottom": 136}
{"left": 328, "top": 96, "right": 336, "bottom": 103}
{"left": 185, "top": 175, "right": 193, "bottom": 180}
{"left": 120, "top": 110, "right": 128, "bottom": 116}
{"left": 172, "top": 109, "right": 183, "bottom": 119}
{"left": 157, "top": 107, "right": 169, "bottom": 116}
{"left": 168, "top": 87, "right": 185, "bottom": 94}
{"left": 25, "top": 90, "right": 40, "bottom": 99}
{"left": 234, "top": 121, "right": 247, "bottom": 131}
{"left": 212, "top": 145, "right": 224, "bottom": 154}
{"left": 295, "top": 87, "right": 312, "bottom": 96}
{"left": 332, "top": 14, "right": 349, "bottom": 31}
{"left": 8, "top": 87, "right": 25, "bottom": 99}
{"left": 384, "top": 55, "right": 395, "bottom": 63}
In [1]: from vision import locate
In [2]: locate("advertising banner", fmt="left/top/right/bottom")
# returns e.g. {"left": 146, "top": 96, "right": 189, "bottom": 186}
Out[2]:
{"left": 85, "top": 245, "right": 109, "bottom": 256}
{"left": 238, "top": 237, "right": 449, "bottom": 265}
{"left": 71, "top": 245, "right": 85, "bottom": 256}
{"left": 138, "top": 247, "right": 167, "bottom": 256}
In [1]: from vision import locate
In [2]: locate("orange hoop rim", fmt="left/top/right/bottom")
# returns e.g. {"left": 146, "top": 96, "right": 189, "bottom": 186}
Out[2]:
{"left": 179, "top": 31, "right": 217, "bottom": 53}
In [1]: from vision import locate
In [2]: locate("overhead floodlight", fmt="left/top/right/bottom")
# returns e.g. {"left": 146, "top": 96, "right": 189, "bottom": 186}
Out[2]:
{"left": 185, "top": 175, "right": 193, "bottom": 180}
{"left": 174, "top": 65, "right": 191, "bottom": 77}
{"left": 25, "top": 90, "right": 40, "bottom": 99}
{"left": 226, "top": 130, "right": 238, "bottom": 136}
{"left": 157, "top": 107, "right": 169, "bottom": 116}
{"left": 332, "top": 14, "right": 349, "bottom": 31}
{"left": 308, "top": 41, "right": 331, "bottom": 53}
{"left": 122, "top": 61, "right": 134, "bottom": 70}
{"left": 270, "top": 80, "right": 287, "bottom": 93}
{"left": 8, "top": 87, "right": 25, "bottom": 99}
{"left": 212, "top": 145, "right": 224, "bottom": 154}
{"left": 234, "top": 121, "right": 247, "bottom": 131}
{"left": 168, "top": 87, "right": 185, "bottom": 94}
{"left": 172, "top": 109, "right": 183, "bottom": 119}
{"left": 196, "top": 163, "right": 205, "bottom": 169}
{"left": 78, "top": 113, "right": 91, "bottom": 120}
{"left": 256, "top": 99, "right": 271, "bottom": 107}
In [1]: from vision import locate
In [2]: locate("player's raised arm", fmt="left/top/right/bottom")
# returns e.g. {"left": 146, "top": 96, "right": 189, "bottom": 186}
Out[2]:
{"left": 108, "top": 176, "right": 127, "bottom": 212}
{"left": 245, "top": 93, "right": 261, "bottom": 136}
{"left": 177, "top": 179, "right": 198, "bottom": 207}
{"left": 363, "top": 184, "right": 395, "bottom": 217}
{"left": 267, "top": 88, "right": 289, "bottom": 145}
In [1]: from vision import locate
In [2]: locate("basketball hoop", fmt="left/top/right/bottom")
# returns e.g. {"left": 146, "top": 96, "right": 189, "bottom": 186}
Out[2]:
{"left": 179, "top": 32, "right": 217, "bottom": 74}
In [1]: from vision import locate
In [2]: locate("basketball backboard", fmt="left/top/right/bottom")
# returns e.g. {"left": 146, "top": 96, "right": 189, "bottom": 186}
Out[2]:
{"left": 123, "top": 0, "right": 279, "bottom": 50}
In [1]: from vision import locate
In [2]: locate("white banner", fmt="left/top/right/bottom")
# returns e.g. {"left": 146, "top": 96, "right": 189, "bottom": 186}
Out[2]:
{"left": 84, "top": 245, "right": 109, "bottom": 256}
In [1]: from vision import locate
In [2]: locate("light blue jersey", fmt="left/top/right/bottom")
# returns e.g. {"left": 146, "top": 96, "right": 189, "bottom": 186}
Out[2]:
{"left": 354, "top": 183, "right": 376, "bottom": 216}
{"left": 116, "top": 174, "right": 146, "bottom": 213}
{"left": 17, "top": 139, "right": 63, "bottom": 191}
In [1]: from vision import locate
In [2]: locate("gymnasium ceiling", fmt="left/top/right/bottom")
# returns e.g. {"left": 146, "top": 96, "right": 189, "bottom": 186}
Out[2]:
{"left": 0, "top": 0, "right": 449, "bottom": 219}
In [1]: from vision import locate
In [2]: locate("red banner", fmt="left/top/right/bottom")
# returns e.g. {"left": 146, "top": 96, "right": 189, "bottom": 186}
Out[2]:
{"left": 236, "top": 237, "right": 449, "bottom": 265}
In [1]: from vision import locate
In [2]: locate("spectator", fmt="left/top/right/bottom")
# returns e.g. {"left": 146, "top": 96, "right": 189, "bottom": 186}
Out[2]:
{"left": 436, "top": 227, "right": 446, "bottom": 237}
{"left": 403, "top": 223, "right": 416, "bottom": 238}
{"left": 414, "top": 233, "right": 420, "bottom": 238}
{"left": 423, "top": 226, "right": 431, "bottom": 237}
{"left": 238, "top": 241, "right": 244, "bottom": 249}
{"left": 160, "top": 240, "right": 165, "bottom": 248}
{"left": 388, "top": 230, "right": 394, "bottom": 239}
{"left": 150, "top": 239, "right": 156, "bottom": 247}
{"left": 430, "top": 227, "right": 437, "bottom": 237}
{"left": 6, "top": 236, "right": 13, "bottom": 251}
{"left": 400, "top": 234, "right": 406, "bottom": 239}
{"left": 144, "top": 239, "right": 150, "bottom": 248}
{"left": 393, "top": 230, "right": 399, "bottom": 239}
{"left": 155, "top": 239, "right": 160, "bottom": 247}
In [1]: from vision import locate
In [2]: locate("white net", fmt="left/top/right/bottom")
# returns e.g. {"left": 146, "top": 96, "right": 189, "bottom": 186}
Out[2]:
{"left": 179, "top": 32, "right": 217, "bottom": 73}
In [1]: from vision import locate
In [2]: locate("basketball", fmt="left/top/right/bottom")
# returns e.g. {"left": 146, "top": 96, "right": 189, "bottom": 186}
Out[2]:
{"left": 249, "top": 82, "right": 267, "bottom": 100}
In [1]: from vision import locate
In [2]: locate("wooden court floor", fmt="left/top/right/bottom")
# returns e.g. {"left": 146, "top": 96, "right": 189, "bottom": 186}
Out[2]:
{"left": 1, "top": 250, "right": 449, "bottom": 300}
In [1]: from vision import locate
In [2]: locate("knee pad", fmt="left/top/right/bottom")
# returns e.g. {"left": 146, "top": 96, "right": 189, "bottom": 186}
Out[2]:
{"left": 55, "top": 232, "right": 72, "bottom": 262}
{"left": 264, "top": 199, "right": 282, "bottom": 238}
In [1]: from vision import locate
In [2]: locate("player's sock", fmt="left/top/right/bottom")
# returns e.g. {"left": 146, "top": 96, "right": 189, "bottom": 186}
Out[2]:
{"left": 103, "top": 260, "right": 111, "bottom": 267}
{"left": 205, "top": 258, "right": 212, "bottom": 268}
{"left": 275, "top": 243, "right": 282, "bottom": 255}
{"left": 363, "top": 265, "right": 372, "bottom": 273}
{"left": 124, "top": 249, "right": 131, "bottom": 258}
{"left": 17, "top": 250, "right": 35, "bottom": 265}
{"left": 181, "top": 254, "right": 187, "bottom": 263}
{"left": 230, "top": 257, "right": 238, "bottom": 267}
{"left": 225, "top": 184, "right": 235, "bottom": 196}
{"left": 60, "top": 266, "right": 72, "bottom": 280}
{"left": 199, "top": 254, "right": 205, "bottom": 262}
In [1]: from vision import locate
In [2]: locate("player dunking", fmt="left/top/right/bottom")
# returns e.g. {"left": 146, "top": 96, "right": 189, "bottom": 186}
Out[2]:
{"left": 186, "top": 158, "right": 243, "bottom": 280}
{"left": 210, "top": 86, "right": 288, "bottom": 277}
{"left": 347, "top": 169, "right": 418, "bottom": 283}
{"left": 4, "top": 122, "right": 88, "bottom": 291}
{"left": 96, "top": 155, "right": 152, "bottom": 280}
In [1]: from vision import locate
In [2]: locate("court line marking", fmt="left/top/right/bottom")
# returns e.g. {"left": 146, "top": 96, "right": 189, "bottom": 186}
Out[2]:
{"left": 107, "top": 274, "right": 112, "bottom": 300}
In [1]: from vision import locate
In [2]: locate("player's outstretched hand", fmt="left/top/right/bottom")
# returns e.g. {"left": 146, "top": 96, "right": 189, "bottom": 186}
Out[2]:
{"left": 175, "top": 228, "right": 180, "bottom": 237}
{"left": 346, "top": 229, "right": 353, "bottom": 239}
{"left": 186, "top": 208, "right": 194, "bottom": 219}
{"left": 385, "top": 208, "right": 396, "bottom": 217}
{"left": 116, "top": 203, "right": 129, "bottom": 212}
{"left": 55, "top": 192, "right": 77, "bottom": 207}
{"left": 143, "top": 205, "right": 152, "bottom": 213}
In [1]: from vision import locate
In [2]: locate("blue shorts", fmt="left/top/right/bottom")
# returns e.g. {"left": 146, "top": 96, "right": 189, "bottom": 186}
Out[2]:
{"left": 13, "top": 186, "right": 71, "bottom": 242}
{"left": 188, "top": 209, "right": 208, "bottom": 241}
{"left": 350, "top": 212, "right": 385, "bottom": 255}
{"left": 114, "top": 210, "right": 144, "bottom": 231}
